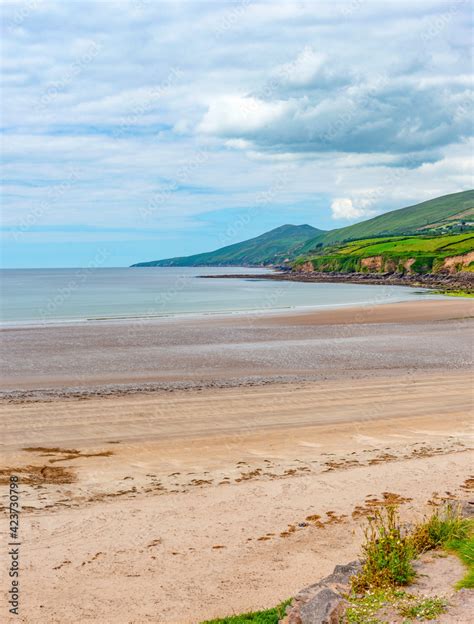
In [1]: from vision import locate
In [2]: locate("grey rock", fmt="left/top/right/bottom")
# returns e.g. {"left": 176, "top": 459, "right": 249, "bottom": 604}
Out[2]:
{"left": 280, "top": 560, "right": 360, "bottom": 624}
{"left": 460, "top": 500, "right": 474, "bottom": 517}
{"left": 300, "top": 588, "right": 346, "bottom": 624}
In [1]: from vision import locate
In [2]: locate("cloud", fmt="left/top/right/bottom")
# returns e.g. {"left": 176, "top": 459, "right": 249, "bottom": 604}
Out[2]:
{"left": 198, "top": 95, "right": 291, "bottom": 135}
{"left": 198, "top": 65, "right": 472, "bottom": 157}
{"left": 331, "top": 198, "right": 377, "bottom": 220}
{"left": 1, "top": 0, "right": 473, "bottom": 266}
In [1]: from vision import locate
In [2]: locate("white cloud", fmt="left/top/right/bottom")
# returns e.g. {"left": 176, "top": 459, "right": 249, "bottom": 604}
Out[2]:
{"left": 198, "top": 95, "right": 291, "bottom": 135}
{"left": 331, "top": 198, "right": 376, "bottom": 220}
{"left": 0, "top": 0, "right": 472, "bottom": 252}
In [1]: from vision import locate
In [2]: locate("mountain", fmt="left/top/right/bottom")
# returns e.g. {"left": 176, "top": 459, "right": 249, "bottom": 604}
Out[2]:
{"left": 132, "top": 191, "right": 474, "bottom": 267}
{"left": 299, "top": 190, "right": 474, "bottom": 254}
{"left": 131, "top": 224, "right": 324, "bottom": 267}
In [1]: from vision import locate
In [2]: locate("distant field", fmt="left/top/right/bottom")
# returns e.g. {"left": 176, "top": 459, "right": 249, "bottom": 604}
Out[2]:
{"left": 336, "top": 233, "right": 474, "bottom": 257}
{"left": 297, "top": 233, "right": 474, "bottom": 275}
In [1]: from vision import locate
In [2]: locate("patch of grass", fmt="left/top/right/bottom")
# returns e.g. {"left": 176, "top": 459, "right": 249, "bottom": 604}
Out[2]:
{"left": 398, "top": 596, "right": 447, "bottom": 620}
{"left": 200, "top": 600, "right": 291, "bottom": 624}
{"left": 345, "top": 588, "right": 399, "bottom": 623}
{"left": 444, "top": 527, "right": 474, "bottom": 589}
{"left": 410, "top": 504, "right": 471, "bottom": 554}
{"left": 352, "top": 506, "right": 415, "bottom": 591}
{"left": 345, "top": 589, "right": 447, "bottom": 623}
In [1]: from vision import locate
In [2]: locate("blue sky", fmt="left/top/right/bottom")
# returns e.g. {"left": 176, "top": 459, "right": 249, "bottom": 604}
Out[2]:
{"left": 1, "top": 0, "right": 473, "bottom": 267}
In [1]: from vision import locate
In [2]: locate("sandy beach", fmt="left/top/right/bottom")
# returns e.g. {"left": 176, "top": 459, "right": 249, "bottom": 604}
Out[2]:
{"left": 1, "top": 298, "right": 472, "bottom": 396}
{"left": 0, "top": 298, "right": 473, "bottom": 623}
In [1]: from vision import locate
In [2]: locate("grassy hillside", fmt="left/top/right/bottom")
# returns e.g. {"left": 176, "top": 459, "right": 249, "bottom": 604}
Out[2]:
{"left": 300, "top": 190, "right": 474, "bottom": 254}
{"left": 295, "top": 233, "right": 474, "bottom": 275}
{"left": 131, "top": 224, "right": 324, "bottom": 267}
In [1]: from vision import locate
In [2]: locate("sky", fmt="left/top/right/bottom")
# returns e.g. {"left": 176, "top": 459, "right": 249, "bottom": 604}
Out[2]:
{"left": 1, "top": 0, "right": 473, "bottom": 268}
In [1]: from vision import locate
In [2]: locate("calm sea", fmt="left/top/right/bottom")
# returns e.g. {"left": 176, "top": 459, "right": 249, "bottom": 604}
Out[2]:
{"left": 0, "top": 267, "right": 443, "bottom": 325}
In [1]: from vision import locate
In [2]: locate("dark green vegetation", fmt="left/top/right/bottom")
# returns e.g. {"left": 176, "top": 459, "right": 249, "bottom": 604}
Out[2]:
{"left": 131, "top": 224, "right": 322, "bottom": 267}
{"left": 199, "top": 600, "right": 290, "bottom": 624}
{"left": 296, "top": 233, "right": 474, "bottom": 275}
{"left": 132, "top": 191, "right": 474, "bottom": 268}
{"left": 301, "top": 189, "right": 474, "bottom": 254}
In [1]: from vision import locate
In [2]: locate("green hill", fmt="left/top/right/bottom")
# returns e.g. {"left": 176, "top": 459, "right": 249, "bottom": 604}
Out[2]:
{"left": 131, "top": 224, "right": 324, "bottom": 267}
{"left": 300, "top": 190, "right": 474, "bottom": 254}
{"left": 295, "top": 233, "right": 474, "bottom": 275}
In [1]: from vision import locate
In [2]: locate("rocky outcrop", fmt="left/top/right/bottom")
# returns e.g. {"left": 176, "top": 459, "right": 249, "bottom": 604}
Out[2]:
{"left": 441, "top": 250, "right": 474, "bottom": 273}
{"left": 360, "top": 256, "right": 384, "bottom": 271}
{"left": 296, "top": 261, "right": 315, "bottom": 273}
{"left": 280, "top": 561, "right": 360, "bottom": 624}
{"left": 203, "top": 270, "right": 474, "bottom": 291}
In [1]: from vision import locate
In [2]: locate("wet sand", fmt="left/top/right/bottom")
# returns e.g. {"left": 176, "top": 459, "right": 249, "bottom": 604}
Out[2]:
{"left": 0, "top": 298, "right": 473, "bottom": 623}
{"left": 1, "top": 298, "right": 472, "bottom": 396}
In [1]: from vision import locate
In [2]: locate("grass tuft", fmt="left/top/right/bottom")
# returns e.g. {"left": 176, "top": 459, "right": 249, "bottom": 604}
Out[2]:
{"left": 410, "top": 504, "right": 471, "bottom": 554}
{"left": 352, "top": 506, "right": 415, "bottom": 591}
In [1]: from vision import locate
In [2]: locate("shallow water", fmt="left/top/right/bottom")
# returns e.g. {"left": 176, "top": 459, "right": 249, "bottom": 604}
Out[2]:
{"left": 0, "top": 266, "right": 445, "bottom": 325}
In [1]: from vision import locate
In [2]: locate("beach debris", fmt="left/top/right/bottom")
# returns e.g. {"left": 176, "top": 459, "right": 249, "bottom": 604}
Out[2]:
{"left": 352, "top": 491, "right": 412, "bottom": 519}
{"left": 0, "top": 465, "right": 75, "bottom": 485}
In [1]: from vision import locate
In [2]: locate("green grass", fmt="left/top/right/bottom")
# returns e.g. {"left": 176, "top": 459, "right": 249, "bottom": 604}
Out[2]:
{"left": 398, "top": 596, "right": 447, "bottom": 620}
{"left": 345, "top": 589, "right": 448, "bottom": 624}
{"left": 445, "top": 529, "right": 474, "bottom": 589}
{"left": 410, "top": 505, "right": 471, "bottom": 554}
{"left": 436, "top": 290, "right": 474, "bottom": 297}
{"left": 199, "top": 600, "right": 291, "bottom": 624}
{"left": 335, "top": 233, "right": 474, "bottom": 257}
{"left": 345, "top": 588, "right": 397, "bottom": 624}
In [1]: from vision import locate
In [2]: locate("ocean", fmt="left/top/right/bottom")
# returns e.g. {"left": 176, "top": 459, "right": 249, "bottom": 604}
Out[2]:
{"left": 0, "top": 267, "right": 445, "bottom": 325}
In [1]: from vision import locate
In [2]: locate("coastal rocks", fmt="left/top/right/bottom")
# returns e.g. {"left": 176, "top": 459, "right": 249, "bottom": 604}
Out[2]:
{"left": 280, "top": 561, "right": 360, "bottom": 624}
{"left": 203, "top": 269, "right": 474, "bottom": 291}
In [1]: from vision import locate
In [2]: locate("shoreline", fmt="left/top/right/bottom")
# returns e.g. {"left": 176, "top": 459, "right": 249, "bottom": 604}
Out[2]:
{"left": 201, "top": 268, "right": 474, "bottom": 291}
{"left": 0, "top": 283, "right": 444, "bottom": 331}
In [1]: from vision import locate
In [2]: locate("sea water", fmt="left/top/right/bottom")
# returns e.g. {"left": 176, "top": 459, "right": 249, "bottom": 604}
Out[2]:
{"left": 0, "top": 267, "right": 446, "bottom": 325}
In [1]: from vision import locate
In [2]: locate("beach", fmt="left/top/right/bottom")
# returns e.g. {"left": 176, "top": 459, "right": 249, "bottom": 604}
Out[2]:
{"left": 0, "top": 298, "right": 471, "bottom": 396}
{"left": 0, "top": 298, "right": 473, "bottom": 623}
